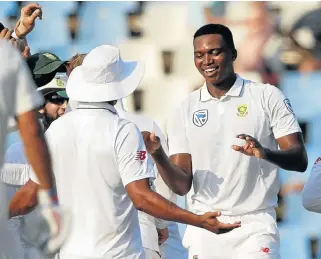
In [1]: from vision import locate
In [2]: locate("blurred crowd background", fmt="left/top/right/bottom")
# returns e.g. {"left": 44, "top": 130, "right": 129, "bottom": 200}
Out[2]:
{"left": 2, "top": 1, "right": 321, "bottom": 258}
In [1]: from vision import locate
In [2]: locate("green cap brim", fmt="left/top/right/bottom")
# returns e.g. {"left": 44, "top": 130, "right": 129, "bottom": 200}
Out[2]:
{"left": 57, "top": 90, "right": 68, "bottom": 98}
{"left": 34, "top": 61, "right": 66, "bottom": 75}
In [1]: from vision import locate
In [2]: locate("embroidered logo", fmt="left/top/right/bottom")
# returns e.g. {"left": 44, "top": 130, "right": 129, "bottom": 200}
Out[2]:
{"left": 135, "top": 151, "right": 147, "bottom": 161}
{"left": 43, "top": 53, "right": 57, "bottom": 61}
{"left": 193, "top": 109, "right": 208, "bottom": 127}
{"left": 260, "top": 247, "right": 270, "bottom": 253}
{"left": 237, "top": 104, "right": 248, "bottom": 117}
{"left": 56, "top": 78, "right": 64, "bottom": 88}
{"left": 314, "top": 157, "right": 321, "bottom": 165}
{"left": 284, "top": 99, "right": 294, "bottom": 115}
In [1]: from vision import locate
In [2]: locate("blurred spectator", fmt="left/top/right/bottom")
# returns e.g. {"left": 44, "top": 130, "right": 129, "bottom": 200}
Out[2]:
{"left": 288, "top": 6, "right": 321, "bottom": 72}
{"left": 234, "top": 2, "right": 274, "bottom": 74}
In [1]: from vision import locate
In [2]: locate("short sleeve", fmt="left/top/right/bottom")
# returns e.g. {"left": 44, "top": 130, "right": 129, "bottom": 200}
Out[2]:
{"left": 115, "top": 121, "right": 155, "bottom": 187}
{"left": 13, "top": 52, "right": 44, "bottom": 116}
{"left": 166, "top": 105, "right": 190, "bottom": 156}
{"left": 262, "top": 84, "right": 301, "bottom": 139}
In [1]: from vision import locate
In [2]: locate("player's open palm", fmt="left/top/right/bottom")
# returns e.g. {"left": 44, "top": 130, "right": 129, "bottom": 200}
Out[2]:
{"left": 141, "top": 131, "right": 161, "bottom": 155}
{"left": 231, "top": 134, "right": 266, "bottom": 159}
{"left": 199, "top": 212, "right": 241, "bottom": 234}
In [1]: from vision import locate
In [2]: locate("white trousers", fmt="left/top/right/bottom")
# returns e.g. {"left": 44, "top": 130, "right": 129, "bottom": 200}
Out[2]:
{"left": 183, "top": 209, "right": 280, "bottom": 259}
{"left": 144, "top": 248, "right": 161, "bottom": 259}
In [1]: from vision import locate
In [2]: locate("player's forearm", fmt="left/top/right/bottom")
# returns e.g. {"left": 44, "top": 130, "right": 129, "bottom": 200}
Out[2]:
{"left": 152, "top": 147, "right": 192, "bottom": 196}
{"left": 17, "top": 111, "right": 54, "bottom": 189}
{"left": 134, "top": 190, "right": 201, "bottom": 227}
{"left": 263, "top": 146, "right": 308, "bottom": 172}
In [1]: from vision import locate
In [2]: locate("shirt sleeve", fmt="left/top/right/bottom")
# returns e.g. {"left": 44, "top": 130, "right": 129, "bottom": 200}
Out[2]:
{"left": 166, "top": 105, "right": 191, "bottom": 156}
{"left": 302, "top": 157, "right": 321, "bottom": 213}
{"left": 13, "top": 51, "right": 44, "bottom": 116}
{"left": 262, "top": 84, "right": 301, "bottom": 139}
{"left": 115, "top": 121, "right": 155, "bottom": 187}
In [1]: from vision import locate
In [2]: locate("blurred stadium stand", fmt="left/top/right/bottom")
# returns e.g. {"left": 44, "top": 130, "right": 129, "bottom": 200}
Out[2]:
{"left": 2, "top": 1, "right": 321, "bottom": 258}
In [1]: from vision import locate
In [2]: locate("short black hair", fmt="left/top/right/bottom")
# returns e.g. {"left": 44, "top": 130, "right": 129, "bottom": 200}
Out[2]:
{"left": 194, "top": 24, "right": 235, "bottom": 50}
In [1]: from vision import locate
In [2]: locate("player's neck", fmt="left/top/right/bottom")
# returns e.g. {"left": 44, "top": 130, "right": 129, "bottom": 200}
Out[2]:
{"left": 206, "top": 73, "right": 237, "bottom": 99}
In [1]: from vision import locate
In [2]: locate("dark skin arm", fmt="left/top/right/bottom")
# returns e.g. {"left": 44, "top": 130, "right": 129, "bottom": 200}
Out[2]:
{"left": 126, "top": 178, "right": 241, "bottom": 234}
{"left": 9, "top": 179, "right": 38, "bottom": 218}
{"left": 142, "top": 132, "right": 193, "bottom": 196}
{"left": 232, "top": 132, "right": 308, "bottom": 172}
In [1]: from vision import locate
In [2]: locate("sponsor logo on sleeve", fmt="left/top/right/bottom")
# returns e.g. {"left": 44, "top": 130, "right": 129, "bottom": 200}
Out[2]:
{"left": 284, "top": 99, "right": 294, "bottom": 115}
{"left": 135, "top": 151, "right": 147, "bottom": 161}
{"left": 314, "top": 157, "right": 321, "bottom": 165}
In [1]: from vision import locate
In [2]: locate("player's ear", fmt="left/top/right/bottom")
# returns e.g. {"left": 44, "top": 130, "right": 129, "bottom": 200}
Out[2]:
{"left": 231, "top": 49, "right": 237, "bottom": 61}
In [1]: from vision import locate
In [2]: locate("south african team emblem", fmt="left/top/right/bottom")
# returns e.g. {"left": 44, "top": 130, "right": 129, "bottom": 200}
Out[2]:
{"left": 237, "top": 104, "right": 248, "bottom": 117}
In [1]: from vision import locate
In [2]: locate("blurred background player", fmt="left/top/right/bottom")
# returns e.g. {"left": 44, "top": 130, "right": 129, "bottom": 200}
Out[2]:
{"left": 0, "top": 41, "right": 70, "bottom": 259}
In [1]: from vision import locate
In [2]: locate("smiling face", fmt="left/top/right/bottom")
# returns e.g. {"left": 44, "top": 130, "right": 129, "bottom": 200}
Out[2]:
{"left": 194, "top": 34, "right": 236, "bottom": 86}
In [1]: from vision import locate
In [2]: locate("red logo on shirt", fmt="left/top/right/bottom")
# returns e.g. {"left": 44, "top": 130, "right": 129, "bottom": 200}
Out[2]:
{"left": 314, "top": 157, "right": 321, "bottom": 165}
{"left": 135, "top": 151, "right": 147, "bottom": 161}
{"left": 260, "top": 247, "right": 270, "bottom": 253}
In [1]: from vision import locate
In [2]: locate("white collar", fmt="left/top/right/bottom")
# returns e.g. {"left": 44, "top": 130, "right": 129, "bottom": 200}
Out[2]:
{"left": 200, "top": 74, "right": 244, "bottom": 102}
{"left": 77, "top": 102, "right": 117, "bottom": 114}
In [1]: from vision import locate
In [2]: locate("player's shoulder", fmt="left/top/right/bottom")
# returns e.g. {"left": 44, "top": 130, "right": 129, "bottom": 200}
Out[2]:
{"left": 121, "top": 111, "right": 154, "bottom": 131}
{"left": 244, "top": 78, "right": 275, "bottom": 93}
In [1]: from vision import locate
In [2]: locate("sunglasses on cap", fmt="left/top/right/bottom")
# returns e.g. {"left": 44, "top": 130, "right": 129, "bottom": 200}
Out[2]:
{"left": 45, "top": 92, "right": 69, "bottom": 105}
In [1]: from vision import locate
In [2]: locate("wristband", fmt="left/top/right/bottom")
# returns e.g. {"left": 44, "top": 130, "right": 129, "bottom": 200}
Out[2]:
{"left": 38, "top": 188, "right": 59, "bottom": 206}
{"left": 12, "top": 30, "right": 25, "bottom": 41}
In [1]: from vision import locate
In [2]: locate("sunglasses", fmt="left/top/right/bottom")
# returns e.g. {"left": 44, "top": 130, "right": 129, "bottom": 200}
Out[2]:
{"left": 45, "top": 93, "right": 69, "bottom": 105}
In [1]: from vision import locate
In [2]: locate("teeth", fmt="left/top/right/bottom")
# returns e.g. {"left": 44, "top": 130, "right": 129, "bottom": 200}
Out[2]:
{"left": 205, "top": 67, "right": 217, "bottom": 72}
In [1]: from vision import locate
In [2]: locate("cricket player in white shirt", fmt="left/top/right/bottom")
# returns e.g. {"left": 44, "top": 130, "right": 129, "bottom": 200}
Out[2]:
{"left": 302, "top": 157, "right": 321, "bottom": 212}
{"left": 0, "top": 41, "right": 70, "bottom": 258}
{"left": 2, "top": 74, "right": 68, "bottom": 259}
{"left": 64, "top": 52, "right": 188, "bottom": 259}
{"left": 142, "top": 24, "right": 308, "bottom": 259}
{"left": 28, "top": 45, "right": 241, "bottom": 259}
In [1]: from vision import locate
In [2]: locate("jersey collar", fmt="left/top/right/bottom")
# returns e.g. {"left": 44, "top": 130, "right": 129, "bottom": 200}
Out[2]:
{"left": 77, "top": 102, "right": 118, "bottom": 114}
{"left": 200, "top": 74, "right": 244, "bottom": 102}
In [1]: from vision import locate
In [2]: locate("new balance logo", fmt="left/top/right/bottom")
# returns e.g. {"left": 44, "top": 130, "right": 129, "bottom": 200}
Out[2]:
{"left": 135, "top": 151, "right": 147, "bottom": 161}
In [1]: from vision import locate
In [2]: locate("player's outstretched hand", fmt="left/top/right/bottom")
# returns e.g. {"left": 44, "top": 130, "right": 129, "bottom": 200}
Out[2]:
{"left": 199, "top": 211, "right": 241, "bottom": 234}
{"left": 231, "top": 134, "right": 266, "bottom": 159}
{"left": 15, "top": 3, "right": 42, "bottom": 38}
{"left": 20, "top": 189, "right": 72, "bottom": 256}
{"left": 141, "top": 131, "right": 161, "bottom": 155}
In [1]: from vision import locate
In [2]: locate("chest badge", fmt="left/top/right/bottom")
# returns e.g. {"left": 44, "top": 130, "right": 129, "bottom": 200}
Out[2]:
{"left": 237, "top": 104, "right": 248, "bottom": 117}
{"left": 193, "top": 109, "right": 208, "bottom": 127}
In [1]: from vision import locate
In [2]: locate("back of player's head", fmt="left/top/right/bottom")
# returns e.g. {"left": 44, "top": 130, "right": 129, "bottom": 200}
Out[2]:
{"left": 194, "top": 24, "right": 235, "bottom": 51}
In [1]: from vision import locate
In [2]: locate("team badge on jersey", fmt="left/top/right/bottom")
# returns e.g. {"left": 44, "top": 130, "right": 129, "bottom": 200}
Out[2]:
{"left": 237, "top": 104, "right": 248, "bottom": 117}
{"left": 193, "top": 256, "right": 199, "bottom": 259}
{"left": 284, "top": 99, "right": 294, "bottom": 115}
{"left": 193, "top": 109, "right": 208, "bottom": 127}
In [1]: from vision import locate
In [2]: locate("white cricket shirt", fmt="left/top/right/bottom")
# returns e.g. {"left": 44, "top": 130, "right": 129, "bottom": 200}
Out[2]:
{"left": 302, "top": 157, "right": 321, "bottom": 213}
{"left": 0, "top": 40, "right": 43, "bottom": 257}
{"left": 31, "top": 102, "right": 155, "bottom": 259}
{"left": 167, "top": 75, "right": 301, "bottom": 215}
